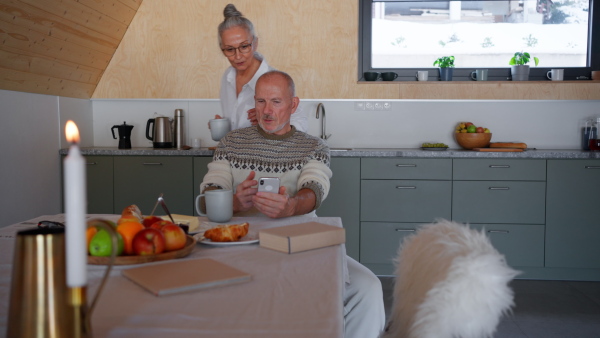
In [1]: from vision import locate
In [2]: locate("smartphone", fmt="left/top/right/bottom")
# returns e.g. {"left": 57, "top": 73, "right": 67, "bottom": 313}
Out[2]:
{"left": 258, "top": 177, "right": 280, "bottom": 193}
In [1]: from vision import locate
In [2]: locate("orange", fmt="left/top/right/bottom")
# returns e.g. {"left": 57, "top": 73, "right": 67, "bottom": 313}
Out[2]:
{"left": 86, "top": 227, "right": 98, "bottom": 252}
{"left": 116, "top": 221, "right": 144, "bottom": 255}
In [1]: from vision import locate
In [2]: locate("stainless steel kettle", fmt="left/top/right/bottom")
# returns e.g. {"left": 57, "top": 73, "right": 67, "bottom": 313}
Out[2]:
{"left": 146, "top": 116, "right": 173, "bottom": 148}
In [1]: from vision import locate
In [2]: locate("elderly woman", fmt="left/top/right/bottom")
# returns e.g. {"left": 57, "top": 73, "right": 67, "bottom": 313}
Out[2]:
{"left": 215, "top": 4, "right": 307, "bottom": 132}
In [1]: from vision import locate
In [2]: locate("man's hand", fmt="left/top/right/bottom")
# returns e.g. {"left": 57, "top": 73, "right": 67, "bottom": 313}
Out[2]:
{"left": 233, "top": 171, "right": 258, "bottom": 213}
{"left": 252, "top": 187, "right": 316, "bottom": 218}
{"left": 246, "top": 108, "right": 258, "bottom": 126}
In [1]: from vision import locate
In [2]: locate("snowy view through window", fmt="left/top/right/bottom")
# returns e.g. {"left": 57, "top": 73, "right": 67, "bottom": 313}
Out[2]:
{"left": 371, "top": 0, "right": 590, "bottom": 68}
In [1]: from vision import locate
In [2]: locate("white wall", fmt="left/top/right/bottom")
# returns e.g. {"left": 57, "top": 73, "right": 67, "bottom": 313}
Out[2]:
{"left": 92, "top": 99, "right": 600, "bottom": 150}
{"left": 0, "top": 90, "right": 92, "bottom": 227}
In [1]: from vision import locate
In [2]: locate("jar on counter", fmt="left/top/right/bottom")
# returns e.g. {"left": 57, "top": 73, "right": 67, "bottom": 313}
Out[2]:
{"left": 582, "top": 118, "right": 598, "bottom": 150}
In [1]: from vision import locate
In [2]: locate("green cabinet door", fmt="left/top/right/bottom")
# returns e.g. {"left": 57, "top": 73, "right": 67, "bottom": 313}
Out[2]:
{"left": 546, "top": 160, "right": 600, "bottom": 269}
{"left": 113, "top": 156, "right": 193, "bottom": 215}
{"left": 85, "top": 156, "right": 114, "bottom": 214}
{"left": 317, "top": 158, "right": 361, "bottom": 261}
{"left": 193, "top": 156, "right": 213, "bottom": 216}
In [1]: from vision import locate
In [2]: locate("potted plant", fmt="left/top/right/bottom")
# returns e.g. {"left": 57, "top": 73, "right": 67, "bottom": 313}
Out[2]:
{"left": 509, "top": 52, "right": 539, "bottom": 81}
{"left": 433, "top": 56, "right": 455, "bottom": 81}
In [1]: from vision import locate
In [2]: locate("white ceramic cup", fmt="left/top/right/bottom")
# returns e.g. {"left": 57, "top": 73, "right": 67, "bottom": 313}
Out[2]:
{"left": 209, "top": 118, "right": 231, "bottom": 141}
{"left": 547, "top": 69, "right": 564, "bottom": 81}
{"left": 416, "top": 71, "right": 429, "bottom": 81}
{"left": 192, "top": 138, "right": 201, "bottom": 148}
{"left": 195, "top": 189, "right": 233, "bottom": 223}
{"left": 470, "top": 69, "right": 488, "bottom": 81}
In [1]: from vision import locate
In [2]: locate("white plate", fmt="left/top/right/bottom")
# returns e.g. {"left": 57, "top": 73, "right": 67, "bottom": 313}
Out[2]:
{"left": 195, "top": 231, "right": 259, "bottom": 246}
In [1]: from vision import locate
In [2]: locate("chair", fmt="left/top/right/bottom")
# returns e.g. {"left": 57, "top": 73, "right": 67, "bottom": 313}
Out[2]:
{"left": 382, "top": 220, "right": 519, "bottom": 338}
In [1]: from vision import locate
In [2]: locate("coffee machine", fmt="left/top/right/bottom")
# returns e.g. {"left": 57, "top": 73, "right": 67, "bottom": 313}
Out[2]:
{"left": 111, "top": 121, "right": 134, "bottom": 149}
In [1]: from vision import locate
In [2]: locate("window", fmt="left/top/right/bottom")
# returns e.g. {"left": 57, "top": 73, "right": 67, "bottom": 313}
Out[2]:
{"left": 359, "top": 0, "right": 600, "bottom": 81}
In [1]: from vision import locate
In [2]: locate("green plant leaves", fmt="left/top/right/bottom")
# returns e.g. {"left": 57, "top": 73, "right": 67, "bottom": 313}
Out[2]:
{"left": 433, "top": 56, "right": 455, "bottom": 68}
{"left": 508, "top": 52, "right": 539, "bottom": 66}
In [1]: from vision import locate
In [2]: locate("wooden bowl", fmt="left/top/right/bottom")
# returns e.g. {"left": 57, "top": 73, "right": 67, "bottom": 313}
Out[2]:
{"left": 88, "top": 235, "right": 197, "bottom": 265}
{"left": 455, "top": 133, "right": 492, "bottom": 149}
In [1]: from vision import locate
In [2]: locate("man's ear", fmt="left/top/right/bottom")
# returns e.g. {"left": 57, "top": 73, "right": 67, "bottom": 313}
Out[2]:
{"left": 290, "top": 97, "right": 299, "bottom": 115}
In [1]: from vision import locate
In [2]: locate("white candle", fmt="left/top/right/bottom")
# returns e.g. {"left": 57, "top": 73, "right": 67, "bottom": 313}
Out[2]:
{"left": 64, "top": 120, "right": 87, "bottom": 287}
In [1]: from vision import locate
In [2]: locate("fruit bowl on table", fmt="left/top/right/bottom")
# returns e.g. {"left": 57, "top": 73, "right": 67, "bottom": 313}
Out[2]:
{"left": 455, "top": 133, "right": 492, "bottom": 150}
{"left": 88, "top": 235, "right": 197, "bottom": 265}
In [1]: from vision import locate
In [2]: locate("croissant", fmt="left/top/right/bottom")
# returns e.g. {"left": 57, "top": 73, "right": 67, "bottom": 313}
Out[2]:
{"left": 204, "top": 223, "right": 249, "bottom": 242}
{"left": 118, "top": 204, "right": 143, "bottom": 224}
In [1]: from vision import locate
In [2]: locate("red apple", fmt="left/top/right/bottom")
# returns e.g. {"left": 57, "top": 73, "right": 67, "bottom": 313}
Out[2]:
{"left": 161, "top": 224, "right": 187, "bottom": 252}
{"left": 476, "top": 127, "right": 484, "bottom": 133}
{"left": 142, "top": 215, "right": 164, "bottom": 228}
{"left": 132, "top": 228, "right": 166, "bottom": 255}
{"left": 149, "top": 220, "right": 175, "bottom": 231}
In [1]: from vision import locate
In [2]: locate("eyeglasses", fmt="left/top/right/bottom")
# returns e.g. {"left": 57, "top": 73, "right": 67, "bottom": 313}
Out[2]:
{"left": 221, "top": 42, "right": 253, "bottom": 57}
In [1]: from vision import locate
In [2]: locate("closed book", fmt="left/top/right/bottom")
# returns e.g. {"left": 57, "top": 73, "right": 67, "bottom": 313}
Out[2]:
{"left": 122, "top": 258, "right": 251, "bottom": 296}
{"left": 259, "top": 222, "right": 345, "bottom": 254}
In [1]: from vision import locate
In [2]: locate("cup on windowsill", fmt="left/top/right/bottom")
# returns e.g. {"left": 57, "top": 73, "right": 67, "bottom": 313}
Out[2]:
{"left": 364, "top": 72, "right": 380, "bottom": 81}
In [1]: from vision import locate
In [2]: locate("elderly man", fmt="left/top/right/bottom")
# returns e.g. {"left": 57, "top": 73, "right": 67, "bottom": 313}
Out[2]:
{"left": 200, "top": 70, "right": 385, "bottom": 338}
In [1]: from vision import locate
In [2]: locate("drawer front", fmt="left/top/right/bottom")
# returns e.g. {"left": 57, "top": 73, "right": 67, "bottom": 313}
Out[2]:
{"left": 470, "top": 223, "right": 545, "bottom": 267}
{"left": 85, "top": 156, "right": 114, "bottom": 214}
{"left": 114, "top": 156, "right": 193, "bottom": 215}
{"left": 452, "top": 181, "right": 545, "bottom": 224}
{"left": 360, "top": 222, "right": 423, "bottom": 266}
{"left": 362, "top": 158, "right": 452, "bottom": 180}
{"left": 453, "top": 159, "right": 546, "bottom": 181}
{"left": 361, "top": 180, "right": 451, "bottom": 222}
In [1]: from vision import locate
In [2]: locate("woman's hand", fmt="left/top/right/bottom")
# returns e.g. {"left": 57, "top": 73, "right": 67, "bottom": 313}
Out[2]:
{"left": 233, "top": 171, "right": 258, "bottom": 213}
{"left": 246, "top": 108, "right": 258, "bottom": 126}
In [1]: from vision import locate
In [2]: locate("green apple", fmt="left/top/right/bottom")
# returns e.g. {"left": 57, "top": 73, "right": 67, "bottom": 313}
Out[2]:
{"left": 89, "top": 229, "right": 124, "bottom": 256}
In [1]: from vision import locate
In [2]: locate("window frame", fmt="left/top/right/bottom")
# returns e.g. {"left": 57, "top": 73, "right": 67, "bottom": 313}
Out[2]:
{"left": 359, "top": 0, "right": 600, "bottom": 81}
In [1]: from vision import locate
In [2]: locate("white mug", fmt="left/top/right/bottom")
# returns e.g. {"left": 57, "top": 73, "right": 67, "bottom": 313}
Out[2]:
{"left": 547, "top": 69, "right": 564, "bottom": 81}
{"left": 195, "top": 189, "right": 233, "bottom": 223}
{"left": 192, "top": 138, "right": 201, "bottom": 148}
{"left": 470, "top": 69, "right": 488, "bottom": 81}
{"left": 416, "top": 71, "right": 429, "bottom": 81}
{"left": 209, "top": 118, "right": 231, "bottom": 141}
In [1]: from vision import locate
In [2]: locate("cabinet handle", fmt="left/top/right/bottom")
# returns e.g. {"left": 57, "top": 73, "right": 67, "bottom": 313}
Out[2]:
{"left": 395, "top": 229, "right": 416, "bottom": 232}
{"left": 396, "top": 164, "right": 416, "bottom": 167}
{"left": 489, "top": 165, "right": 510, "bottom": 168}
{"left": 488, "top": 230, "right": 509, "bottom": 234}
{"left": 86, "top": 162, "right": 97, "bottom": 165}
{"left": 143, "top": 162, "right": 163, "bottom": 165}
{"left": 585, "top": 166, "right": 600, "bottom": 169}
{"left": 396, "top": 186, "right": 416, "bottom": 189}
{"left": 489, "top": 187, "right": 509, "bottom": 190}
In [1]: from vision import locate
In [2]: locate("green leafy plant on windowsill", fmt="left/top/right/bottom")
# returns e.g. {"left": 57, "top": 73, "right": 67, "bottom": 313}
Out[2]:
{"left": 508, "top": 52, "right": 539, "bottom": 66}
{"left": 433, "top": 56, "right": 455, "bottom": 68}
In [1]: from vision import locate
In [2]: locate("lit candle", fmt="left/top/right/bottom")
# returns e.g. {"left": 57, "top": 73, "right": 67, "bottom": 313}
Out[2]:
{"left": 64, "top": 120, "right": 87, "bottom": 287}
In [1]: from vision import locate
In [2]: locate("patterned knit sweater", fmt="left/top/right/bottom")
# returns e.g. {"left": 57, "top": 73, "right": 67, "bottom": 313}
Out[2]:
{"left": 200, "top": 125, "right": 332, "bottom": 217}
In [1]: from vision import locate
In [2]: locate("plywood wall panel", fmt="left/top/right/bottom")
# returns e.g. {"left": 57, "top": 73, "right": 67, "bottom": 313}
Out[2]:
{"left": 0, "top": 19, "right": 112, "bottom": 68}
{"left": 18, "top": 0, "right": 129, "bottom": 40}
{"left": 77, "top": 0, "right": 138, "bottom": 25}
{"left": 0, "top": 66, "right": 96, "bottom": 97}
{"left": 0, "top": 48, "right": 103, "bottom": 83}
{"left": 0, "top": 0, "right": 120, "bottom": 54}
{"left": 93, "top": 0, "right": 398, "bottom": 99}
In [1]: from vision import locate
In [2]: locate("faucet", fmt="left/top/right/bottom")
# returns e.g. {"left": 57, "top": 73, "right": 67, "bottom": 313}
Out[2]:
{"left": 316, "top": 103, "right": 332, "bottom": 140}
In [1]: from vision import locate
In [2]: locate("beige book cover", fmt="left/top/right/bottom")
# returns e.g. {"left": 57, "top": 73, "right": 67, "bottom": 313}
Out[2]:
{"left": 122, "top": 258, "right": 251, "bottom": 296}
{"left": 259, "top": 222, "right": 345, "bottom": 254}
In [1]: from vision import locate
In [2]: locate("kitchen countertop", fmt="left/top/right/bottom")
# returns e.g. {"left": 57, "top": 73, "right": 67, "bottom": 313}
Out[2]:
{"left": 60, "top": 147, "right": 600, "bottom": 159}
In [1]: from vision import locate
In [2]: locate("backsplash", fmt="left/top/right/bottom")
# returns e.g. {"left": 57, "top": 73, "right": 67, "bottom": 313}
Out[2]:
{"left": 92, "top": 99, "right": 600, "bottom": 150}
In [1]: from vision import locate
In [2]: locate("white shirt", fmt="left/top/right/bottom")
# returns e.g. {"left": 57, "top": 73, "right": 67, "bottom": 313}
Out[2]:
{"left": 219, "top": 56, "right": 308, "bottom": 132}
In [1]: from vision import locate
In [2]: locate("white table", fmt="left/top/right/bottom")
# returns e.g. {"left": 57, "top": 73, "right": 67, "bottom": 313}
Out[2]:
{"left": 0, "top": 215, "right": 346, "bottom": 338}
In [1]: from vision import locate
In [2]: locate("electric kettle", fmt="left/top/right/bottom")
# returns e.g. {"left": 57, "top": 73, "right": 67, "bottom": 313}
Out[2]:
{"left": 111, "top": 121, "right": 134, "bottom": 149}
{"left": 146, "top": 116, "right": 173, "bottom": 148}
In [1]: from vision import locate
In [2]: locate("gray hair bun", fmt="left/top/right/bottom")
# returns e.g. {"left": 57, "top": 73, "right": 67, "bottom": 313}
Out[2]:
{"left": 224, "top": 4, "right": 243, "bottom": 18}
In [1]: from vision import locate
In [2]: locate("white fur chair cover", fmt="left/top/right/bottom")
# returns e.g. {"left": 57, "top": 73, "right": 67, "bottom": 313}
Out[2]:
{"left": 383, "top": 220, "right": 519, "bottom": 338}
